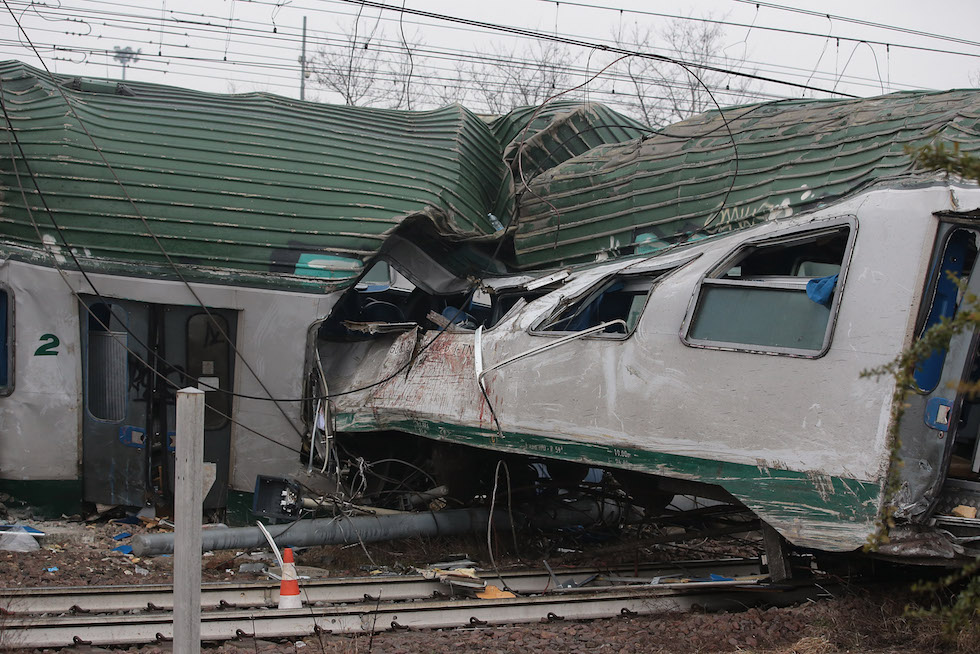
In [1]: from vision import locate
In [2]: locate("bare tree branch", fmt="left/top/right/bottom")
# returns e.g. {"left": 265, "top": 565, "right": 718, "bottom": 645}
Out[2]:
{"left": 610, "top": 18, "right": 756, "bottom": 127}
{"left": 311, "top": 18, "right": 425, "bottom": 109}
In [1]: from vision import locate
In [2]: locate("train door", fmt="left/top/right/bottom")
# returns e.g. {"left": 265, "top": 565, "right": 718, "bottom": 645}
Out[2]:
{"left": 80, "top": 297, "right": 237, "bottom": 510}
{"left": 895, "top": 222, "right": 980, "bottom": 524}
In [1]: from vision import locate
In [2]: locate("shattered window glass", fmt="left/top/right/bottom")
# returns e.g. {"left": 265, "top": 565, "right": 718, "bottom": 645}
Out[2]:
{"left": 537, "top": 275, "right": 656, "bottom": 335}
{"left": 686, "top": 224, "right": 851, "bottom": 354}
{"left": 0, "top": 288, "right": 9, "bottom": 394}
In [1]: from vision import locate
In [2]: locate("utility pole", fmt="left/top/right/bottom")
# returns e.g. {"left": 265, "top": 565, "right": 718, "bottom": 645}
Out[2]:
{"left": 113, "top": 46, "right": 141, "bottom": 80}
{"left": 299, "top": 16, "right": 308, "bottom": 101}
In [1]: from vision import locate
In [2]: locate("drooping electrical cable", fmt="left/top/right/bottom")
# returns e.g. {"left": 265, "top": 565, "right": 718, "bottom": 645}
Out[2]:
{"left": 833, "top": 41, "right": 885, "bottom": 95}
{"left": 398, "top": 0, "right": 413, "bottom": 111}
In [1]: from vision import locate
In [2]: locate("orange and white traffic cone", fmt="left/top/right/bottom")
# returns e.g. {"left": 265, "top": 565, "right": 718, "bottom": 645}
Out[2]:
{"left": 277, "top": 547, "right": 302, "bottom": 609}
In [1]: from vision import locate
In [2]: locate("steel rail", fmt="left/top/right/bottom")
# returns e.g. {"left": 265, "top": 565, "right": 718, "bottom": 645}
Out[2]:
{"left": 0, "top": 558, "right": 761, "bottom": 615}
{"left": 0, "top": 575, "right": 819, "bottom": 650}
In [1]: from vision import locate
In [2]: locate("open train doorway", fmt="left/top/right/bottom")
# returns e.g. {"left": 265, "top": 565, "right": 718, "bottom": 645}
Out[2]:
{"left": 79, "top": 296, "right": 237, "bottom": 512}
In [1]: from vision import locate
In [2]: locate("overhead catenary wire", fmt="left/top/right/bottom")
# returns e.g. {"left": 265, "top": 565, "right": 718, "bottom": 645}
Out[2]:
{"left": 334, "top": 0, "right": 854, "bottom": 99}
{"left": 0, "top": 0, "right": 944, "bottom": 107}
{"left": 0, "top": 0, "right": 862, "bottom": 99}
{"left": 533, "top": 0, "right": 980, "bottom": 59}
{"left": 0, "top": 0, "right": 971, "bottom": 128}
{"left": 0, "top": 38, "right": 807, "bottom": 108}
{"left": 733, "top": 0, "right": 980, "bottom": 50}
{"left": 0, "top": 11, "right": 896, "bottom": 101}
{"left": 19, "top": 0, "right": 978, "bottom": 67}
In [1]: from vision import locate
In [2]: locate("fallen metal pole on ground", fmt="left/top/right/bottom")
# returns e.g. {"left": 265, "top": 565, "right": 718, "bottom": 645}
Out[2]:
{"left": 132, "top": 497, "right": 634, "bottom": 556}
{"left": 133, "top": 508, "right": 507, "bottom": 556}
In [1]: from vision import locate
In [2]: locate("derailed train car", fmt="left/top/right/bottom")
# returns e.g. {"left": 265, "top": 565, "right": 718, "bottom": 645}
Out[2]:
{"left": 306, "top": 93, "right": 980, "bottom": 560}
{"left": 309, "top": 185, "right": 980, "bottom": 559}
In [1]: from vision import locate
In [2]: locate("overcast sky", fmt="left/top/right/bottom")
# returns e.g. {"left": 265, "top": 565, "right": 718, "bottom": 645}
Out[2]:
{"left": 1, "top": 0, "right": 978, "bottom": 113}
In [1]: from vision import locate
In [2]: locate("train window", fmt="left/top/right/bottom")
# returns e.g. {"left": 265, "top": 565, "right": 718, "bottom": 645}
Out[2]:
{"left": 535, "top": 274, "right": 656, "bottom": 336}
{"left": 684, "top": 223, "right": 853, "bottom": 356}
{"left": 86, "top": 302, "right": 129, "bottom": 421}
{"left": 0, "top": 287, "right": 11, "bottom": 396}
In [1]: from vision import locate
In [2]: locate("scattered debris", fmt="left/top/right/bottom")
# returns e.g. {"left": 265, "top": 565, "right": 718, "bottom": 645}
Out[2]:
{"left": 0, "top": 527, "right": 39, "bottom": 552}
{"left": 111, "top": 515, "right": 140, "bottom": 525}
{"left": 950, "top": 505, "right": 978, "bottom": 519}
{"left": 239, "top": 562, "right": 268, "bottom": 574}
{"left": 476, "top": 584, "right": 516, "bottom": 599}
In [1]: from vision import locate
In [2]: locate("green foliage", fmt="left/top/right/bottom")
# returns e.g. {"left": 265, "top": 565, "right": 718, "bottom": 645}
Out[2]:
{"left": 909, "top": 559, "right": 980, "bottom": 635}
{"left": 907, "top": 142, "right": 980, "bottom": 181}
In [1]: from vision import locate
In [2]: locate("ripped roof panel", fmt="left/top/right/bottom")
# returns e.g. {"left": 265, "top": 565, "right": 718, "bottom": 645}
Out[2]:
{"left": 490, "top": 101, "right": 647, "bottom": 177}
{"left": 0, "top": 61, "right": 513, "bottom": 291}
{"left": 515, "top": 90, "right": 980, "bottom": 269}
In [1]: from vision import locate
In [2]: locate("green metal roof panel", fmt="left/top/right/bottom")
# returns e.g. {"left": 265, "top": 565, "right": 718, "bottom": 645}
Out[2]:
{"left": 0, "top": 61, "right": 513, "bottom": 291}
{"left": 515, "top": 90, "right": 980, "bottom": 269}
{"left": 490, "top": 101, "right": 647, "bottom": 182}
{"left": 0, "top": 62, "right": 649, "bottom": 290}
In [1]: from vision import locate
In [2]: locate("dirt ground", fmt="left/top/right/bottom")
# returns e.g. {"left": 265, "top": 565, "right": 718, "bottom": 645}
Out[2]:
{"left": 0, "top": 508, "right": 976, "bottom": 654}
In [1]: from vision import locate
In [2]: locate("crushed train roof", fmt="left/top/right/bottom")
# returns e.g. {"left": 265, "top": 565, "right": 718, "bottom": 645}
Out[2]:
{"left": 0, "top": 61, "right": 643, "bottom": 291}
{"left": 515, "top": 90, "right": 980, "bottom": 268}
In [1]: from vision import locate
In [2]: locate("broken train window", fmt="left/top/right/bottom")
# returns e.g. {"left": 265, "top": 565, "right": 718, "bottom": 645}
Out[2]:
{"left": 0, "top": 285, "right": 11, "bottom": 395}
{"left": 534, "top": 273, "right": 661, "bottom": 336}
{"left": 684, "top": 221, "right": 853, "bottom": 356}
{"left": 319, "top": 260, "right": 494, "bottom": 338}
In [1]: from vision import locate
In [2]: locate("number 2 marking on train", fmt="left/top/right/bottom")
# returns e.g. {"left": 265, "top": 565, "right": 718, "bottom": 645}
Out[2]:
{"left": 34, "top": 333, "right": 60, "bottom": 356}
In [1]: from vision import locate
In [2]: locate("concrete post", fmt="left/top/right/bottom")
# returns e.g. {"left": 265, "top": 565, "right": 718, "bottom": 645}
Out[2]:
{"left": 173, "top": 388, "right": 205, "bottom": 654}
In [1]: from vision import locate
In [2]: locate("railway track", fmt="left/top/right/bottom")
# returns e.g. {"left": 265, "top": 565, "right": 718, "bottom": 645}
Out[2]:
{"left": 0, "top": 558, "right": 818, "bottom": 648}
